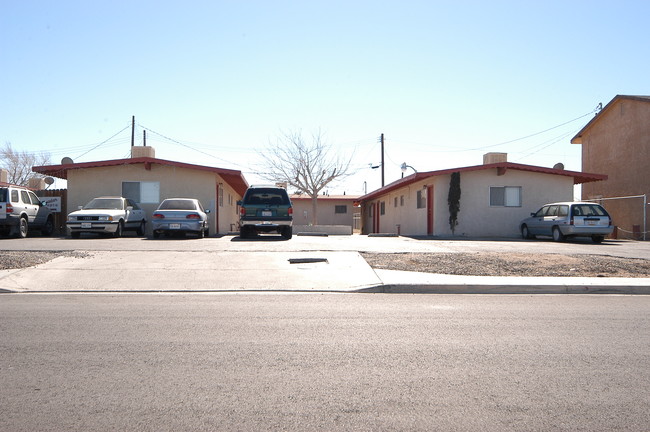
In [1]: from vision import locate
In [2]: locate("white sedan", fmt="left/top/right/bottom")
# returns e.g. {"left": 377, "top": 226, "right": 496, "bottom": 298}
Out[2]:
{"left": 67, "top": 197, "right": 147, "bottom": 238}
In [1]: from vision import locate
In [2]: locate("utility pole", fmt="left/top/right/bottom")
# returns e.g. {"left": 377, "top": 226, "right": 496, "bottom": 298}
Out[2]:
{"left": 143, "top": 129, "right": 146, "bottom": 147}
{"left": 380, "top": 133, "right": 385, "bottom": 187}
{"left": 131, "top": 116, "right": 135, "bottom": 147}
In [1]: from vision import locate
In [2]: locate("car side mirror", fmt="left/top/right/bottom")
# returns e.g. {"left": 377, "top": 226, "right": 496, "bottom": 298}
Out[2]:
{"left": 78, "top": 205, "right": 84, "bottom": 210}
{"left": 530, "top": 212, "right": 535, "bottom": 217}
{"left": 126, "top": 206, "right": 133, "bottom": 211}
{"left": 205, "top": 209, "right": 211, "bottom": 214}
{"left": 236, "top": 200, "right": 243, "bottom": 206}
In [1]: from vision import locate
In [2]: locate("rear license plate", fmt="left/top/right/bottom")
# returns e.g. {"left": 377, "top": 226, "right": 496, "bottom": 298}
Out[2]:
{"left": 170, "top": 223, "right": 181, "bottom": 229}
{"left": 81, "top": 223, "right": 92, "bottom": 229}
{"left": 262, "top": 211, "right": 272, "bottom": 217}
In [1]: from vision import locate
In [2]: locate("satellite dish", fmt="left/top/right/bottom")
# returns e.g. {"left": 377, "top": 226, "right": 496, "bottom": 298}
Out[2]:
{"left": 61, "top": 157, "right": 74, "bottom": 165}
{"left": 44, "top": 177, "right": 54, "bottom": 185}
{"left": 553, "top": 163, "right": 565, "bottom": 170}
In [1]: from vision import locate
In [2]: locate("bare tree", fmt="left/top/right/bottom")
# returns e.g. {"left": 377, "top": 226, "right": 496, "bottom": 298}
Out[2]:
{"left": 259, "top": 130, "right": 353, "bottom": 225}
{"left": 1, "top": 142, "right": 51, "bottom": 186}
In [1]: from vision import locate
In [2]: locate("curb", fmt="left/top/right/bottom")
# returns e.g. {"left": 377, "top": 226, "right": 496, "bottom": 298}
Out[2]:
{"left": 359, "top": 284, "right": 650, "bottom": 295}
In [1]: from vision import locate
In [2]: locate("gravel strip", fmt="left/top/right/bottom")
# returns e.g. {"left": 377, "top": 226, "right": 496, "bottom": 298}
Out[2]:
{"left": 0, "top": 251, "right": 90, "bottom": 270}
{"left": 360, "top": 252, "right": 650, "bottom": 278}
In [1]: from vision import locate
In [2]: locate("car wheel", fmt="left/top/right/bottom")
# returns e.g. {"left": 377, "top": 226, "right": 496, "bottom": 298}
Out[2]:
{"left": 41, "top": 217, "right": 55, "bottom": 236}
{"left": 136, "top": 220, "right": 145, "bottom": 236}
{"left": 592, "top": 235, "right": 605, "bottom": 243}
{"left": 114, "top": 221, "right": 124, "bottom": 238}
{"left": 205, "top": 227, "right": 209, "bottom": 237}
{"left": 281, "top": 226, "right": 292, "bottom": 240}
{"left": 240, "top": 227, "right": 248, "bottom": 239}
{"left": 153, "top": 231, "right": 160, "bottom": 239}
{"left": 552, "top": 226, "right": 565, "bottom": 242}
{"left": 71, "top": 231, "right": 81, "bottom": 239}
{"left": 198, "top": 228, "right": 205, "bottom": 239}
{"left": 14, "top": 217, "right": 28, "bottom": 238}
{"left": 521, "top": 224, "right": 535, "bottom": 240}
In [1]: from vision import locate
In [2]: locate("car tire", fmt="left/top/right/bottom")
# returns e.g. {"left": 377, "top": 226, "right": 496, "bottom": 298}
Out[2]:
{"left": 281, "top": 226, "right": 292, "bottom": 240}
{"left": 521, "top": 224, "right": 535, "bottom": 240}
{"left": 240, "top": 227, "right": 248, "bottom": 239}
{"left": 136, "top": 220, "right": 145, "bottom": 236}
{"left": 41, "top": 217, "right": 54, "bottom": 236}
{"left": 153, "top": 231, "right": 160, "bottom": 239}
{"left": 114, "top": 221, "right": 124, "bottom": 238}
{"left": 592, "top": 235, "right": 605, "bottom": 244}
{"left": 552, "top": 226, "right": 565, "bottom": 242}
{"left": 205, "top": 227, "right": 209, "bottom": 237}
{"left": 14, "top": 217, "right": 28, "bottom": 238}
{"left": 198, "top": 228, "right": 205, "bottom": 239}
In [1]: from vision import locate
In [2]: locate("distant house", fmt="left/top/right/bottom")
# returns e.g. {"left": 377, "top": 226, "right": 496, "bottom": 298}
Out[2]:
{"left": 33, "top": 146, "right": 248, "bottom": 235}
{"left": 571, "top": 95, "right": 650, "bottom": 239}
{"left": 359, "top": 153, "right": 607, "bottom": 238}
{"left": 290, "top": 194, "right": 361, "bottom": 234}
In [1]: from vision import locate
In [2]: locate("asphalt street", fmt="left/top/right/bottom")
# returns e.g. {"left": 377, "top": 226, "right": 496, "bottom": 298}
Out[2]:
{"left": 2, "top": 294, "right": 649, "bottom": 432}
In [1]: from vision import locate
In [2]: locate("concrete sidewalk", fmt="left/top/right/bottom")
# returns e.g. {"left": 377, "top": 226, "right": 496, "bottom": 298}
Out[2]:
{"left": 1, "top": 250, "right": 650, "bottom": 294}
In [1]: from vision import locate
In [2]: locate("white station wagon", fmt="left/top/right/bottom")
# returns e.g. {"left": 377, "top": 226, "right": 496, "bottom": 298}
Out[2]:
{"left": 520, "top": 201, "right": 613, "bottom": 243}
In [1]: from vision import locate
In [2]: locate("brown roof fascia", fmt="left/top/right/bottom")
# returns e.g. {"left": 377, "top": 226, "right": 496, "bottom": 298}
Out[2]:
{"left": 571, "top": 95, "right": 650, "bottom": 144}
{"left": 33, "top": 157, "right": 249, "bottom": 196}
{"left": 359, "top": 162, "right": 607, "bottom": 202}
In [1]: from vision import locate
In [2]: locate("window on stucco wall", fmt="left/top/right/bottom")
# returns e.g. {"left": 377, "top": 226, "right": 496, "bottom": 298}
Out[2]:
{"left": 122, "top": 181, "right": 160, "bottom": 204}
{"left": 489, "top": 186, "right": 521, "bottom": 207}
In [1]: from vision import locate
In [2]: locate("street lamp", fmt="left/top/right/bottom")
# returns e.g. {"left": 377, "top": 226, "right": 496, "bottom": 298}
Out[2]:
{"left": 401, "top": 162, "right": 417, "bottom": 178}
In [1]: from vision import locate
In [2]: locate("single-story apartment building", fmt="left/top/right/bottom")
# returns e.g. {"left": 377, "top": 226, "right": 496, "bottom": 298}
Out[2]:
{"left": 33, "top": 146, "right": 248, "bottom": 235}
{"left": 290, "top": 194, "right": 361, "bottom": 234}
{"left": 359, "top": 153, "right": 608, "bottom": 238}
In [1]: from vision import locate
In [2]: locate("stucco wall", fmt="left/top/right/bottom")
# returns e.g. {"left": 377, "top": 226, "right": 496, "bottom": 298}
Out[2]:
{"left": 579, "top": 99, "right": 650, "bottom": 235}
{"left": 364, "top": 169, "right": 574, "bottom": 237}
{"left": 67, "top": 163, "right": 241, "bottom": 234}
{"left": 291, "top": 197, "right": 359, "bottom": 227}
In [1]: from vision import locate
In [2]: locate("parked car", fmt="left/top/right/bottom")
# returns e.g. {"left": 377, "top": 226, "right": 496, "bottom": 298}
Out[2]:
{"left": 151, "top": 198, "right": 210, "bottom": 239}
{"left": 0, "top": 184, "right": 54, "bottom": 238}
{"left": 67, "top": 196, "right": 146, "bottom": 238}
{"left": 520, "top": 201, "right": 613, "bottom": 243}
{"left": 238, "top": 185, "right": 293, "bottom": 239}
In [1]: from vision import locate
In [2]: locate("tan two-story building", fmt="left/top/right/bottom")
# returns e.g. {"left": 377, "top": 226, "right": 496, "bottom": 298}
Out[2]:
{"left": 571, "top": 95, "right": 650, "bottom": 239}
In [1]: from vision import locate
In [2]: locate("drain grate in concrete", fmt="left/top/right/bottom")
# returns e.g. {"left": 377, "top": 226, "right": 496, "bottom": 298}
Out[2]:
{"left": 288, "top": 258, "right": 329, "bottom": 264}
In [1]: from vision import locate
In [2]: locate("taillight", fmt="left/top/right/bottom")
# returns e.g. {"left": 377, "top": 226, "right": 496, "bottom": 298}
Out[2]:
{"left": 186, "top": 213, "right": 201, "bottom": 220}
{"left": 153, "top": 213, "right": 165, "bottom": 219}
{"left": 570, "top": 216, "right": 574, "bottom": 225}
{"left": 288, "top": 207, "right": 293, "bottom": 216}
{"left": 240, "top": 207, "right": 246, "bottom": 217}
{"left": 6, "top": 204, "right": 12, "bottom": 213}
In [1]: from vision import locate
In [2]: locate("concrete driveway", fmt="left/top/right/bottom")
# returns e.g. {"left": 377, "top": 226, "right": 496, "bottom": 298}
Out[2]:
{"left": 2, "top": 235, "right": 650, "bottom": 293}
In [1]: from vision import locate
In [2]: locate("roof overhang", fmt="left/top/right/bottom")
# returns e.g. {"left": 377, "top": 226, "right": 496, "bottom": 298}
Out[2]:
{"left": 359, "top": 162, "right": 607, "bottom": 202}
{"left": 33, "top": 157, "right": 249, "bottom": 196}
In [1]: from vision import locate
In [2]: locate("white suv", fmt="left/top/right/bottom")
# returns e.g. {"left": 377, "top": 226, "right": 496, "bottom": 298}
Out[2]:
{"left": 0, "top": 185, "right": 54, "bottom": 238}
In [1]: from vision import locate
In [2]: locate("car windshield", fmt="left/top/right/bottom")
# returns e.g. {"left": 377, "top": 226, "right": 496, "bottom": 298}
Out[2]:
{"left": 244, "top": 189, "right": 290, "bottom": 206}
{"left": 159, "top": 199, "right": 197, "bottom": 210}
{"left": 83, "top": 198, "right": 124, "bottom": 210}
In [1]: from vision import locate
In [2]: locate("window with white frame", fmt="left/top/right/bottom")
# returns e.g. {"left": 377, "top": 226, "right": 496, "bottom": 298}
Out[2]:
{"left": 489, "top": 186, "right": 521, "bottom": 207}
{"left": 122, "top": 181, "right": 160, "bottom": 204}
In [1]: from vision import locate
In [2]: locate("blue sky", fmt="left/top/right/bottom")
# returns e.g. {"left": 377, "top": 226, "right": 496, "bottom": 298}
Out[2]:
{"left": 2, "top": 1, "right": 649, "bottom": 195}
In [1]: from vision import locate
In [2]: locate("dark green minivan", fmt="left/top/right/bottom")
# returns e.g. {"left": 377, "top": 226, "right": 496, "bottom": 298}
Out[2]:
{"left": 238, "top": 185, "right": 293, "bottom": 239}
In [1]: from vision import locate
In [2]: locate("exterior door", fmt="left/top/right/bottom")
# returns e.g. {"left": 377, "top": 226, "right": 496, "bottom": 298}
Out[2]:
{"left": 427, "top": 185, "right": 434, "bottom": 235}
{"left": 373, "top": 202, "right": 380, "bottom": 233}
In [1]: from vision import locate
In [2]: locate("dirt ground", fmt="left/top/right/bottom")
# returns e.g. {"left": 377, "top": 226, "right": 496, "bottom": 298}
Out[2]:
{"left": 360, "top": 252, "right": 650, "bottom": 278}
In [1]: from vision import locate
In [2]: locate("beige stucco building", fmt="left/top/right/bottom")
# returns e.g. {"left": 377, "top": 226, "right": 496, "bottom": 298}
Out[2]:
{"left": 290, "top": 194, "right": 361, "bottom": 233}
{"left": 571, "top": 95, "right": 650, "bottom": 238}
{"left": 359, "top": 154, "right": 607, "bottom": 238}
{"left": 34, "top": 147, "right": 248, "bottom": 235}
